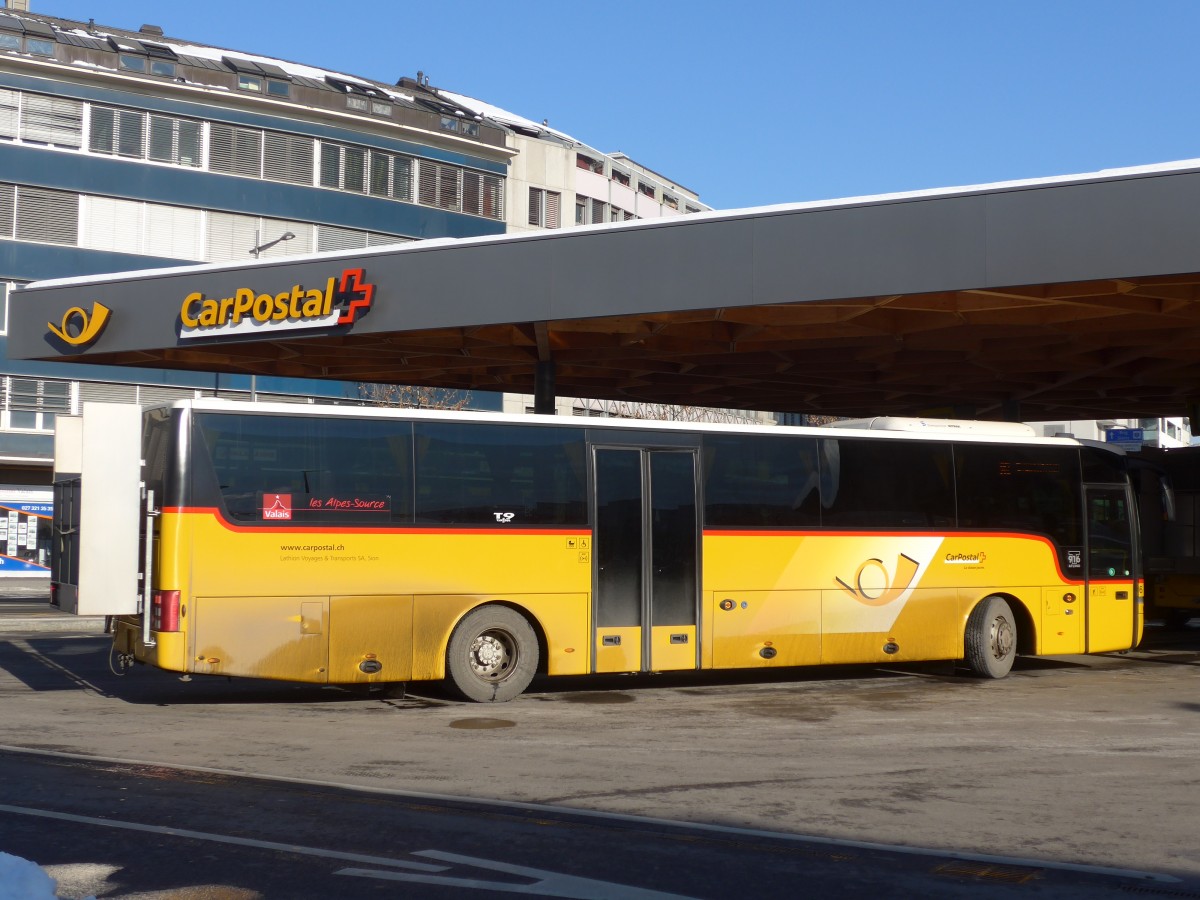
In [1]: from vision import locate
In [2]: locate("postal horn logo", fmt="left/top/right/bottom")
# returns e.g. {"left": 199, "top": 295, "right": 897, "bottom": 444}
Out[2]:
{"left": 835, "top": 553, "right": 920, "bottom": 607}
{"left": 178, "top": 267, "right": 375, "bottom": 340}
{"left": 47, "top": 303, "right": 111, "bottom": 348}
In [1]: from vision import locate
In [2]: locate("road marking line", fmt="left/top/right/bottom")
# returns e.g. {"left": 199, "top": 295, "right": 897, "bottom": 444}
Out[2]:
{"left": 0, "top": 802, "right": 447, "bottom": 872}
{"left": 340, "top": 850, "right": 697, "bottom": 898}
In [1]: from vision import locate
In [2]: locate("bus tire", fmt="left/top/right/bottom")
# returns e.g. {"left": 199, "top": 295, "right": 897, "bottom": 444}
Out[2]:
{"left": 964, "top": 596, "right": 1016, "bottom": 678}
{"left": 445, "top": 606, "right": 539, "bottom": 702}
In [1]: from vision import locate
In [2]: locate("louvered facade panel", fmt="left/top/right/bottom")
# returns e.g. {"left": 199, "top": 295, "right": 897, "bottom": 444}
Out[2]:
{"left": 205, "top": 211, "right": 259, "bottom": 262}
{"left": 417, "top": 162, "right": 437, "bottom": 206}
{"left": 482, "top": 174, "right": 503, "bottom": 220}
{"left": 366, "top": 232, "right": 411, "bottom": 247}
{"left": 275, "top": 221, "right": 314, "bottom": 256}
{"left": 392, "top": 156, "right": 414, "bottom": 202}
{"left": 317, "top": 225, "right": 367, "bottom": 252}
{"left": 462, "top": 171, "right": 481, "bottom": 216}
{"left": 263, "top": 132, "right": 314, "bottom": 185}
{"left": 78, "top": 381, "right": 138, "bottom": 404}
{"left": 209, "top": 123, "right": 263, "bottom": 177}
{"left": 21, "top": 94, "right": 82, "bottom": 148}
{"left": 16, "top": 186, "right": 79, "bottom": 245}
{"left": 80, "top": 196, "right": 142, "bottom": 253}
{"left": 0, "top": 183, "right": 14, "bottom": 238}
{"left": 144, "top": 204, "right": 203, "bottom": 260}
{"left": 0, "top": 88, "right": 17, "bottom": 140}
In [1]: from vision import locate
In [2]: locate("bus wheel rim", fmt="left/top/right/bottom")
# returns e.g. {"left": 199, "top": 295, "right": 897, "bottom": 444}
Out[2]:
{"left": 991, "top": 615, "right": 1015, "bottom": 660}
{"left": 470, "top": 630, "right": 515, "bottom": 681}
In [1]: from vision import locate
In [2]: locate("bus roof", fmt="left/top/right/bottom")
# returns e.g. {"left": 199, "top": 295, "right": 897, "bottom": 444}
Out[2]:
{"left": 144, "top": 398, "right": 1095, "bottom": 449}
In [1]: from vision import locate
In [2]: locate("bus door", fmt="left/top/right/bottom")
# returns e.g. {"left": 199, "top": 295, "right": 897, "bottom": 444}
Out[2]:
{"left": 593, "top": 447, "right": 700, "bottom": 674}
{"left": 1084, "top": 485, "right": 1140, "bottom": 652}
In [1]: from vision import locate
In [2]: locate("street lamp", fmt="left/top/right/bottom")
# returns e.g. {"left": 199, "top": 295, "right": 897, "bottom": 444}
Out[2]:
{"left": 249, "top": 229, "right": 296, "bottom": 258}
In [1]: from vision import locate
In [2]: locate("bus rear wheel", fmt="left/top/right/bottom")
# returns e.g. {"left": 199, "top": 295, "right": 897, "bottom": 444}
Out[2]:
{"left": 445, "top": 606, "right": 539, "bottom": 702}
{"left": 964, "top": 596, "right": 1016, "bottom": 678}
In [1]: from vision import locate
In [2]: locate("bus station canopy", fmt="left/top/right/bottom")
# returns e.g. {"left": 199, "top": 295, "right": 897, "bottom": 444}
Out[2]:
{"left": 12, "top": 159, "right": 1200, "bottom": 420}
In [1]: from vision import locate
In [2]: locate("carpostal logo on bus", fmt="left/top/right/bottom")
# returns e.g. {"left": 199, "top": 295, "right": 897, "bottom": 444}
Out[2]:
{"left": 178, "top": 267, "right": 374, "bottom": 340}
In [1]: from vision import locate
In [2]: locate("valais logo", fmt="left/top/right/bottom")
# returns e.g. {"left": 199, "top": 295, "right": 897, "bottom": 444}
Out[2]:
{"left": 263, "top": 494, "right": 293, "bottom": 521}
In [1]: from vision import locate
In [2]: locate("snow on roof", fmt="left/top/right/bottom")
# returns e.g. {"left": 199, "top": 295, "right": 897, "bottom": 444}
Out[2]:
{"left": 436, "top": 88, "right": 578, "bottom": 144}
{"left": 56, "top": 25, "right": 415, "bottom": 104}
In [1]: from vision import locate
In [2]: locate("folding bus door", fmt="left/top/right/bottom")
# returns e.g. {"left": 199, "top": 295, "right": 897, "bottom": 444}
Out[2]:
{"left": 593, "top": 447, "right": 700, "bottom": 674}
{"left": 1084, "top": 484, "right": 1140, "bottom": 652}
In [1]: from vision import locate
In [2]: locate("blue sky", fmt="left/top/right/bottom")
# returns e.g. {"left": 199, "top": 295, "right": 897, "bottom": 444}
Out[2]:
{"left": 34, "top": 0, "right": 1200, "bottom": 210}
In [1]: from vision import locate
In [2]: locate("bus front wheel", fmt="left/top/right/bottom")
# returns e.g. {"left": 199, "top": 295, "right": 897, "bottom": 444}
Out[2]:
{"left": 445, "top": 606, "right": 539, "bottom": 702}
{"left": 964, "top": 596, "right": 1016, "bottom": 678}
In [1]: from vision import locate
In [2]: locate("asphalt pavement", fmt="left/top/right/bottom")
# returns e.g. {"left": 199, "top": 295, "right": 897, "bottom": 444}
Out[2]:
{"left": 0, "top": 577, "right": 105, "bottom": 633}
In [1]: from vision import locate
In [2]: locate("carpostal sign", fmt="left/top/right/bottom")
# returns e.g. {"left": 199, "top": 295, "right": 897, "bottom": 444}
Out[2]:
{"left": 178, "top": 267, "right": 375, "bottom": 341}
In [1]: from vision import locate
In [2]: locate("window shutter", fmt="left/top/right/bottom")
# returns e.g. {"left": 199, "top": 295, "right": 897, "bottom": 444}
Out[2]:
{"left": 592, "top": 199, "right": 605, "bottom": 224}
{"left": 144, "top": 204, "right": 203, "bottom": 260}
{"left": 0, "top": 183, "right": 14, "bottom": 238}
{"left": 368, "top": 151, "right": 390, "bottom": 197}
{"left": 367, "top": 232, "right": 411, "bottom": 247}
{"left": 263, "top": 131, "right": 314, "bottom": 185}
{"left": 16, "top": 186, "right": 78, "bottom": 245}
{"left": 80, "top": 196, "right": 142, "bottom": 253}
{"left": 342, "top": 146, "right": 365, "bottom": 192}
{"left": 0, "top": 89, "right": 18, "bottom": 140}
{"left": 482, "top": 174, "right": 503, "bottom": 220}
{"left": 418, "top": 161, "right": 437, "bottom": 206}
{"left": 21, "top": 94, "right": 82, "bottom": 148}
{"left": 528, "top": 187, "right": 543, "bottom": 227}
{"left": 461, "top": 170, "right": 481, "bottom": 215}
{"left": 116, "top": 109, "right": 145, "bottom": 158}
{"left": 205, "top": 211, "right": 259, "bottom": 262}
{"left": 319, "top": 143, "right": 340, "bottom": 188}
{"left": 89, "top": 106, "right": 115, "bottom": 153}
{"left": 438, "top": 164, "right": 460, "bottom": 211}
{"left": 392, "top": 156, "right": 413, "bottom": 202}
{"left": 209, "top": 123, "right": 262, "bottom": 177}
{"left": 317, "top": 225, "right": 367, "bottom": 252}
{"left": 147, "top": 114, "right": 174, "bottom": 162}
{"left": 546, "top": 191, "right": 560, "bottom": 229}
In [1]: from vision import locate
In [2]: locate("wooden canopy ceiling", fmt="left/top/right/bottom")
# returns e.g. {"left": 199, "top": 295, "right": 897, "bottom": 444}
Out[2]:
{"left": 71, "top": 272, "right": 1200, "bottom": 420}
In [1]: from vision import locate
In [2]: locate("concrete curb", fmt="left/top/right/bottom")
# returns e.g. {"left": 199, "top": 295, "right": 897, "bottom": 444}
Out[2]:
{"left": 0, "top": 617, "right": 107, "bottom": 634}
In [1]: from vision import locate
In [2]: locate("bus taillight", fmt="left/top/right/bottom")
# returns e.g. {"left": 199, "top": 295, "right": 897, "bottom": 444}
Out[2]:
{"left": 151, "top": 590, "right": 181, "bottom": 632}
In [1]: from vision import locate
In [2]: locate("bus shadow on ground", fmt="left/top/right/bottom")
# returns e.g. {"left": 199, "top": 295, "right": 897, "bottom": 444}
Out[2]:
{"left": 0, "top": 634, "right": 1094, "bottom": 707}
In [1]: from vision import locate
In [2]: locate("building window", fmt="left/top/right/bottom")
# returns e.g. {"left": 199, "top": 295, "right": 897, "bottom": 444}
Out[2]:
{"left": 25, "top": 37, "right": 55, "bottom": 57}
{"left": 528, "top": 188, "right": 560, "bottom": 228}
{"left": 209, "top": 123, "right": 264, "bottom": 177}
{"left": 319, "top": 142, "right": 367, "bottom": 193}
{"left": 90, "top": 106, "right": 145, "bottom": 158}
{"left": 14, "top": 185, "right": 78, "bottom": 246}
{"left": 150, "top": 59, "right": 176, "bottom": 77}
{"left": 576, "top": 153, "right": 603, "bottom": 174}
{"left": 637, "top": 181, "right": 656, "bottom": 198}
{"left": 3, "top": 378, "right": 71, "bottom": 431}
{"left": 119, "top": 54, "right": 147, "bottom": 73}
{"left": 262, "top": 131, "right": 314, "bottom": 185}
{"left": 267, "top": 79, "right": 290, "bottom": 98}
{"left": 461, "top": 120, "right": 478, "bottom": 136}
{"left": 371, "top": 100, "right": 391, "bottom": 116}
{"left": 440, "top": 115, "right": 459, "bottom": 132}
{"left": 0, "top": 33, "right": 18, "bottom": 51}
{"left": 686, "top": 205, "right": 701, "bottom": 214}
{"left": 347, "top": 96, "right": 368, "bottom": 112}
{"left": 148, "top": 115, "right": 201, "bottom": 167}
{"left": 237, "top": 74, "right": 263, "bottom": 93}
{"left": 20, "top": 94, "right": 82, "bottom": 148}
{"left": 418, "top": 160, "right": 461, "bottom": 211}
{"left": 611, "top": 169, "right": 630, "bottom": 187}
{"left": 663, "top": 194, "right": 678, "bottom": 210}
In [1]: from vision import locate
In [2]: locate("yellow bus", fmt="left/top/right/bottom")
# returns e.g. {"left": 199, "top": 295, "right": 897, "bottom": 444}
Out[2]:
{"left": 52, "top": 401, "right": 1142, "bottom": 701}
